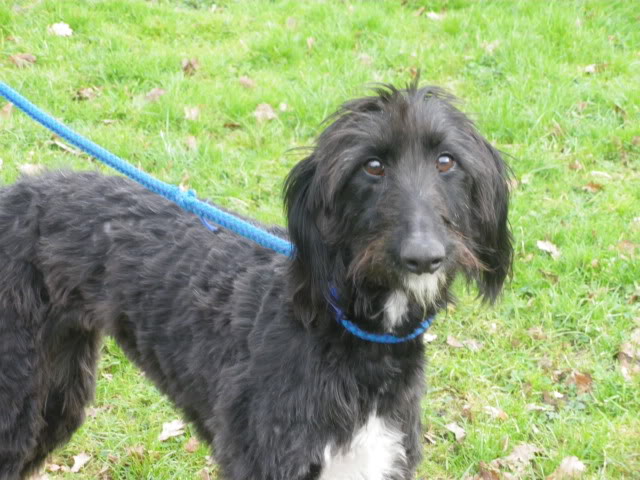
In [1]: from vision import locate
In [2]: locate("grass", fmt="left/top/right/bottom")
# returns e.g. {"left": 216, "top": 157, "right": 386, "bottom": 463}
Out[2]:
{"left": 1, "top": 0, "right": 639, "bottom": 478}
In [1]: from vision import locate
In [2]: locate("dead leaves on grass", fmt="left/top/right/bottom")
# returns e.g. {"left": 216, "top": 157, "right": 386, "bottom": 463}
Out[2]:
{"left": 48, "top": 22, "right": 73, "bottom": 37}
{"left": 9, "top": 53, "right": 37, "bottom": 68}
{"left": 254, "top": 103, "right": 277, "bottom": 122}
{"left": 536, "top": 240, "right": 561, "bottom": 260}
{"left": 158, "top": 419, "right": 186, "bottom": 441}
{"left": 618, "top": 328, "right": 640, "bottom": 381}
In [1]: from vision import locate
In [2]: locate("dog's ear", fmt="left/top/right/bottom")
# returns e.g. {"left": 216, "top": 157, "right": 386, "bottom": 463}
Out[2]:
{"left": 283, "top": 154, "right": 333, "bottom": 324}
{"left": 469, "top": 136, "right": 513, "bottom": 302}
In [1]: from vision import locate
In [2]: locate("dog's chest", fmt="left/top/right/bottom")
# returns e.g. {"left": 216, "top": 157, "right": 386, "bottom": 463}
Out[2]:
{"left": 319, "top": 414, "right": 406, "bottom": 480}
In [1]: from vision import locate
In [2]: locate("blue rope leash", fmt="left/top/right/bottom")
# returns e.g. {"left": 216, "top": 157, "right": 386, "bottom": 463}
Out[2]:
{"left": 0, "top": 82, "right": 294, "bottom": 257}
{"left": 0, "top": 81, "right": 434, "bottom": 343}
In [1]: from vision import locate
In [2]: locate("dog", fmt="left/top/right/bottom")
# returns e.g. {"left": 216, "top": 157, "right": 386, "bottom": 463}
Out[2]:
{"left": 0, "top": 83, "right": 511, "bottom": 480}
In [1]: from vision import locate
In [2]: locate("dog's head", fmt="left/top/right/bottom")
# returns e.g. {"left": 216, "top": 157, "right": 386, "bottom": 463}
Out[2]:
{"left": 284, "top": 84, "right": 512, "bottom": 328}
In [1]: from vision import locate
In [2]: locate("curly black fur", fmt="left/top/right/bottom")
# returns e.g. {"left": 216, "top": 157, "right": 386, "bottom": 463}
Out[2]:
{"left": 0, "top": 84, "right": 511, "bottom": 480}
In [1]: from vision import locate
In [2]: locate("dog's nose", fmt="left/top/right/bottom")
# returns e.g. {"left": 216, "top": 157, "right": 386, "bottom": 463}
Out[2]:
{"left": 400, "top": 239, "right": 445, "bottom": 274}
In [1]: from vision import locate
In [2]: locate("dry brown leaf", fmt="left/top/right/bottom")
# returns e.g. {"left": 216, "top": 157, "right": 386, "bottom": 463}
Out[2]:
{"left": 568, "top": 160, "right": 583, "bottom": 171}
{"left": 547, "top": 456, "right": 587, "bottom": 479}
{"left": 74, "top": 86, "right": 101, "bottom": 101}
{"left": 184, "top": 436, "right": 200, "bottom": 453}
{"left": 490, "top": 443, "right": 541, "bottom": 474}
{"left": 536, "top": 240, "right": 561, "bottom": 260}
{"left": 423, "top": 430, "right": 437, "bottom": 445}
{"left": 484, "top": 406, "right": 509, "bottom": 421}
{"left": 543, "top": 391, "right": 566, "bottom": 408}
{"left": 477, "top": 462, "right": 502, "bottom": 480}
{"left": 566, "top": 371, "right": 593, "bottom": 394}
{"left": 158, "top": 419, "right": 186, "bottom": 441}
{"left": 447, "top": 336, "right": 464, "bottom": 348}
{"left": 181, "top": 58, "right": 201, "bottom": 76}
{"left": 223, "top": 122, "right": 242, "bottom": 129}
{"left": 444, "top": 422, "right": 466, "bottom": 443}
{"left": 1, "top": 103, "right": 13, "bottom": 119}
{"left": 618, "top": 333, "right": 640, "bottom": 380}
{"left": 9, "top": 53, "right": 37, "bottom": 68}
{"left": 632, "top": 136, "right": 640, "bottom": 146}
{"left": 48, "top": 22, "right": 73, "bottom": 37}
{"left": 126, "top": 445, "right": 145, "bottom": 459}
{"left": 184, "top": 106, "right": 201, "bottom": 121}
{"left": 19, "top": 163, "right": 44, "bottom": 175}
{"left": 306, "top": 37, "right": 315, "bottom": 50}
{"left": 582, "top": 182, "right": 603, "bottom": 193}
{"left": 185, "top": 135, "right": 198, "bottom": 151}
{"left": 239, "top": 76, "right": 256, "bottom": 89}
{"left": 70, "top": 453, "right": 91, "bottom": 473}
{"left": 528, "top": 326, "right": 547, "bottom": 340}
{"left": 254, "top": 103, "right": 277, "bottom": 122}
{"left": 144, "top": 87, "right": 166, "bottom": 102}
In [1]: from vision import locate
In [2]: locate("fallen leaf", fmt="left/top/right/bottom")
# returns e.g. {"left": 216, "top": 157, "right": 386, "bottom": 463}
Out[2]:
{"left": 484, "top": 406, "right": 509, "bottom": 421}
{"left": 537, "top": 240, "right": 561, "bottom": 260}
{"left": 583, "top": 63, "right": 608, "bottom": 74}
{"left": 632, "top": 136, "right": 640, "bottom": 146}
{"left": 528, "top": 326, "right": 548, "bottom": 340}
{"left": 46, "top": 463, "right": 62, "bottom": 472}
{"left": 444, "top": 422, "right": 466, "bottom": 443}
{"left": 18, "top": 163, "right": 44, "bottom": 175}
{"left": 306, "top": 37, "right": 315, "bottom": 50}
{"left": 461, "top": 404, "right": 474, "bottom": 421}
{"left": 223, "top": 122, "right": 242, "bottom": 129}
{"left": 184, "top": 106, "right": 201, "bottom": 121}
{"left": 547, "top": 456, "right": 587, "bottom": 479}
{"left": 447, "top": 336, "right": 464, "bottom": 348}
{"left": 575, "top": 101, "right": 589, "bottom": 112}
{"left": 200, "top": 470, "right": 212, "bottom": 480}
{"left": 185, "top": 135, "right": 198, "bottom": 151}
{"left": 477, "top": 462, "right": 502, "bottom": 480}
{"left": 542, "top": 391, "right": 566, "bottom": 408}
{"left": 582, "top": 182, "right": 603, "bottom": 193}
{"left": 539, "top": 269, "right": 559, "bottom": 283}
{"left": 126, "top": 445, "right": 145, "bottom": 459}
{"left": 181, "top": 58, "right": 200, "bottom": 76}
{"left": 490, "top": 443, "right": 541, "bottom": 474}
{"left": 239, "top": 76, "right": 256, "bottom": 89}
{"left": 423, "top": 333, "right": 437, "bottom": 343}
{"left": 70, "top": 453, "right": 91, "bottom": 473}
{"left": 0, "top": 103, "right": 13, "bottom": 119}
{"left": 526, "top": 403, "right": 553, "bottom": 412}
{"left": 618, "top": 334, "right": 640, "bottom": 381}
{"left": 568, "top": 160, "right": 583, "bottom": 171}
{"left": 254, "top": 103, "right": 277, "bottom": 122}
{"left": 414, "top": 7, "right": 426, "bottom": 16}
{"left": 9, "top": 53, "right": 37, "bottom": 68}
{"left": 566, "top": 371, "right": 593, "bottom": 394}
{"left": 426, "top": 11, "right": 445, "bottom": 20}
{"left": 423, "top": 430, "right": 437, "bottom": 445}
{"left": 158, "top": 419, "right": 185, "bottom": 441}
{"left": 184, "top": 436, "right": 200, "bottom": 453}
{"left": 48, "top": 22, "right": 73, "bottom": 37}
{"left": 144, "top": 87, "right": 166, "bottom": 102}
{"left": 74, "top": 86, "right": 101, "bottom": 101}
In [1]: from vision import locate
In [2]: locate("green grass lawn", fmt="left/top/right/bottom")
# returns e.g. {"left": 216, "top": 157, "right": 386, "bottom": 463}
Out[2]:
{"left": 1, "top": 0, "right": 639, "bottom": 478}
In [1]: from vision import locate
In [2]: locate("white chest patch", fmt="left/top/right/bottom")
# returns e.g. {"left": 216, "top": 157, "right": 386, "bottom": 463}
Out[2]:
{"left": 319, "top": 414, "right": 406, "bottom": 480}
{"left": 384, "top": 291, "right": 408, "bottom": 329}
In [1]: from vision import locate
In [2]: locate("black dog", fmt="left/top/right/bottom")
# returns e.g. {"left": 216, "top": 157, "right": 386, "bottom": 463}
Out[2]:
{"left": 0, "top": 84, "right": 511, "bottom": 480}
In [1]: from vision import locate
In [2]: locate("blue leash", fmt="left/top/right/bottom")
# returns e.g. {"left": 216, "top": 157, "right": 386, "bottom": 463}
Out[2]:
{"left": 0, "top": 82, "right": 294, "bottom": 257}
{"left": 0, "top": 81, "right": 433, "bottom": 344}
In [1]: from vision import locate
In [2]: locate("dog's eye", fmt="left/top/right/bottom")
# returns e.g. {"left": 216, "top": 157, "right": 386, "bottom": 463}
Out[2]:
{"left": 436, "top": 154, "right": 455, "bottom": 173}
{"left": 364, "top": 159, "right": 385, "bottom": 177}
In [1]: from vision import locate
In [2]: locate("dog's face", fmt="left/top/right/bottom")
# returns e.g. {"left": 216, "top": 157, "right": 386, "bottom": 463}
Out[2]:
{"left": 285, "top": 85, "right": 512, "bottom": 325}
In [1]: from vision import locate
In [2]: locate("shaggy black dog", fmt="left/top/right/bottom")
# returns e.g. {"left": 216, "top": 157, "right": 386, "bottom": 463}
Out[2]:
{"left": 0, "top": 84, "right": 511, "bottom": 480}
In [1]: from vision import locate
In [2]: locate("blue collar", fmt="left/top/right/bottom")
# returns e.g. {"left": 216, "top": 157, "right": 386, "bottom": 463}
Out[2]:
{"left": 329, "top": 288, "right": 435, "bottom": 344}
